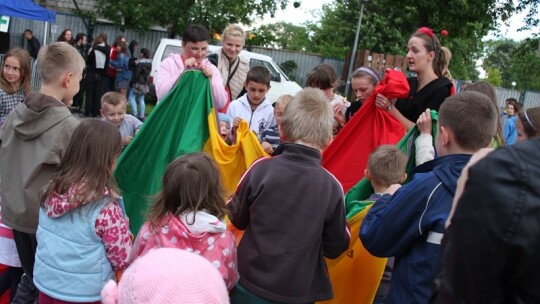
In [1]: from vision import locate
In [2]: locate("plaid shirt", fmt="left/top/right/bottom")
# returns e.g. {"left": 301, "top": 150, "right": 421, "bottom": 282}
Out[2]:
{"left": 0, "top": 88, "right": 25, "bottom": 127}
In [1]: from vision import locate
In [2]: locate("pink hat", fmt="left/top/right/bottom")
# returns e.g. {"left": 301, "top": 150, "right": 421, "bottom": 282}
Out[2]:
{"left": 101, "top": 248, "right": 229, "bottom": 304}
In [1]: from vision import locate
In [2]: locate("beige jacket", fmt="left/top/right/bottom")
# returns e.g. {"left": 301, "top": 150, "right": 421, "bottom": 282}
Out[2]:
{"left": 0, "top": 93, "right": 79, "bottom": 233}
{"left": 216, "top": 50, "right": 250, "bottom": 100}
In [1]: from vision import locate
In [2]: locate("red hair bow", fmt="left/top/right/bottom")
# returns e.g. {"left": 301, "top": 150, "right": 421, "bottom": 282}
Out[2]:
{"left": 417, "top": 27, "right": 435, "bottom": 38}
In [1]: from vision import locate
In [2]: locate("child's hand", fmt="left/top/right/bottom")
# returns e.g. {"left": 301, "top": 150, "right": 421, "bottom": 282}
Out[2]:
{"left": 122, "top": 136, "right": 133, "bottom": 145}
{"left": 233, "top": 117, "right": 242, "bottom": 128}
{"left": 261, "top": 141, "right": 273, "bottom": 154}
{"left": 333, "top": 103, "right": 346, "bottom": 126}
{"left": 417, "top": 109, "right": 432, "bottom": 135}
{"left": 201, "top": 64, "right": 212, "bottom": 78}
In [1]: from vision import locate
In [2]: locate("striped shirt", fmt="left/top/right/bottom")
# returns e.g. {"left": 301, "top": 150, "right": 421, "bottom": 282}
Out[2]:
{"left": 0, "top": 88, "right": 25, "bottom": 127}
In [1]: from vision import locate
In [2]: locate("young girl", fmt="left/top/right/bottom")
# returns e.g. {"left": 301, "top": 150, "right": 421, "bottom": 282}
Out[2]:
{"left": 128, "top": 48, "right": 152, "bottom": 120}
{"left": 504, "top": 100, "right": 521, "bottom": 145}
{"left": 517, "top": 106, "right": 540, "bottom": 142}
{"left": 33, "top": 119, "right": 132, "bottom": 304}
{"left": 130, "top": 152, "right": 238, "bottom": 290}
{"left": 110, "top": 41, "right": 131, "bottom": 97}
{"left": 307, "top": 64, "right": 349, "bottom": 134}
{"left": 0, "top": 48, "right": 31, "bottom": 127}
{"left": 346, "top": 66, "right": 380, "bottom": 122}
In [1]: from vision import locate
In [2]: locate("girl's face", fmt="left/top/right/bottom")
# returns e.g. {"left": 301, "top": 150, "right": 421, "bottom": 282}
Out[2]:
{"left": 3, "top": 56, "right": 22, "bottom": 87}
{"left": 506, "top": 104, "right": 515, "bottom": 116}
{"left": 516, "top": 118, "right": 528, "bottom": 142}
{"left": 406, "top": 37, "right": 434, "bottom": 74}
{"left": 351, "top": 77, "right": 375, "bottom": 102}
{"left": 222, "top": 35, "right": 244, "bottom": 62}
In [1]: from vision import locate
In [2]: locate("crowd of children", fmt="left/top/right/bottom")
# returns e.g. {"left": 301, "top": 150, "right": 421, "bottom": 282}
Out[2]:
{"left": 1, "top": 23, "right": 540, "bottom": 304}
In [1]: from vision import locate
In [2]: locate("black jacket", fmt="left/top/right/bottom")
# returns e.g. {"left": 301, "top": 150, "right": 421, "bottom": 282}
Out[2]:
{"left": 27, "top": 36, "right": 41, "bottom": 59}
{"left": 433, "top": 138, "right": 540, "bottom": 303}
{"left": 129, "top": 59, "right": 152, "bottom": 87}
{"left": 228, "top": 143, "right": 350, "bottom": 303}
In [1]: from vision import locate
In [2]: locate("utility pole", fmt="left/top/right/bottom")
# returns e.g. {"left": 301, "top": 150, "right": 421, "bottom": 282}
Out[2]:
{"left": 344, "top": 0, "right": 368, "bottom": 98}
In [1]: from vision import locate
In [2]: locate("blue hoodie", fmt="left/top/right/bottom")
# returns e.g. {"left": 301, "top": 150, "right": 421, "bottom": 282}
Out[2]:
{"left": 360, "top": 154, "right": 471, "bottom": 304}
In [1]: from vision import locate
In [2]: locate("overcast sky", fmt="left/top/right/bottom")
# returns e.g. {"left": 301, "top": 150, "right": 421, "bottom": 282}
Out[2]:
{"left": 254, "top": 0, "right": 536, "bottom": 41}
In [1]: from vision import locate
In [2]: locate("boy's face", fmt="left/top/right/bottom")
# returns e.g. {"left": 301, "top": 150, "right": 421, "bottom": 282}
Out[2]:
{"left": 101, "top": 103, "right": 126, "bottom": 128}
{"left": 245, "top": 81, "right": 270, "bottom": 106}
{"left": 219, "top": 121, "right": 231, "bottom": 140}
{"left": 274, "top": 102, "right": 286, "bottom": 125}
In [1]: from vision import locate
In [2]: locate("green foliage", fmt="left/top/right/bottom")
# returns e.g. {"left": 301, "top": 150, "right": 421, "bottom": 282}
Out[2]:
{"left": 279, "top": 60, "right": 298, "bottom": 81}
{"left": 248, "top": 22, "right": 311, "bottom": 51}
{"left": 486, "top": 68, "right": 503, "bottom": 86}
{"left": 94, "top": 0, "right": 289, "bottom": 37}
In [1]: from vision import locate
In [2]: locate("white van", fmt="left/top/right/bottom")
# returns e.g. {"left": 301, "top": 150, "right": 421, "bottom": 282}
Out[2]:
{"left": 151, "top": 38, "right": 302, "bottom": 102}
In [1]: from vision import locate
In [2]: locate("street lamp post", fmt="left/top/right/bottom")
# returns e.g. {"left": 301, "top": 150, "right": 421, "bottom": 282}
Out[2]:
{"left": 344, "top": 0, "right": 369, "bottom": 99}
{"left": 512, "top": 81, "right": 516, "bottom": 90}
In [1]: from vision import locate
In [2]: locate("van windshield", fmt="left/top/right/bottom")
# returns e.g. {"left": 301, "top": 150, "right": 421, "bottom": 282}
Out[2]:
{"left": 249, "top": 58, "right": 290, "bottom": 82}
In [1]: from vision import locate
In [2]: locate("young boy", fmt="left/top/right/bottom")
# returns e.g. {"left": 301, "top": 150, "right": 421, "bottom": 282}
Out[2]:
{"left": 228, "top": 88, "right": 350, "bottom": 303}
{"left": 363, "top": 145, "right": 407, "bottom": 304}
{"left": 260, "top": 94, "right": 293, "bottom": 154}
{"left": 226, "top": 66, "right": 276, "bottom": 140}
{"left": 101, "top": 91, "right": 143, "bottom": 146}
{"left": 0, "top": 42, "right": 84, "bottom": 303}
{"left": 360, "top": 91, "right": 498, "bottom": 304}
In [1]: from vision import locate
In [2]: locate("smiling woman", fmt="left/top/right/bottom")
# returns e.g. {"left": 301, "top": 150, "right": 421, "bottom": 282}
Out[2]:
{"left": 207, "top": 24, "right": 250, "bottom": 112}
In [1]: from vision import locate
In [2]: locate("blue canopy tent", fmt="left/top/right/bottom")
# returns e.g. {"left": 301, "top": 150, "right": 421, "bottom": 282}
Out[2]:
{"left": 0, "top": 0, "right": 56, "bottom": 44}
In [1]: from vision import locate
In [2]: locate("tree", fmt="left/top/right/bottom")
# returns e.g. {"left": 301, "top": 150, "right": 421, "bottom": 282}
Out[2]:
{"left": 483, "top": 39, "right": 519, "bottom": 87}
{"left": 94, "top": 0, "right": 288, "bottom": 37}
{"left": 486, "top": 67, "right": 503, "bottom": 86}
{"left": 248, "top": 22, "right": 311, "bottom": 51}
{"left": 507, "top": 38, "right": 540, "bottom": 91}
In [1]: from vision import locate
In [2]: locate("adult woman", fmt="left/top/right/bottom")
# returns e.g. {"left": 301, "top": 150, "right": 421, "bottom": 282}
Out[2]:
{"left": 110, "top": 41, "right": 131, "bottom": 96}
{"left": 207, "top": 24, "right": 250, "bottom": 112}
{"left": 0, "top": 48, "right": 31, "bottom": 126}
{"left": 155, "top": 24, "right": 226, "bottom": 110}
{"left": 376, "top": 27, "right": 453, "bottom": 130}
{"left": 56, "top": 29, "right": 73, "bottom": 44}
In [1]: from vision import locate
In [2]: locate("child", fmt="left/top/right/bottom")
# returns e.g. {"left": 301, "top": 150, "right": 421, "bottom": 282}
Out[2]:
{"left": 228, "top": 88, "right": 350, "bottom": 303}
{"left": 101, "top": 91, "right": 143, "bottom": 146}
{"left": 102, "top": 248, "right": 229, "bottom": 304}
{"left": 0, "top": 42, "right": 84, "bottom": 303}
{"left": 0, "top": 48, "right": 32, "bottom": 126}
{"left": 130, "top": 153, "right": 238, "bottom": 290}
{"left": 346, "top": 66, "right": 379, "bottom": 122}
{"left": 33, "top": 119, "right": 132, "bottom": 304}
{"left": 218, "top": 112, "right": 233, "bottom": 144}
{"left": 504, "top": 100, "right": 521, "bottom": 145}
{"left": 307, "top": 64, "right": 349, "bottom": 133}
{"left": 516, "top": 107, "right": 540, "bottom": 142}
{"left": 128, "top": 48, "right": 152, "bottom": 120}
{"left": 360, "top": 91, "right": 498, "bottom": 303}
{"left": 227, "top": 65, "right": 275, "bottom": 140}
{"left": 260, "top": 94, "right": 293, "bottom": 154}
{"left": 363, "top": 145, "right": 407, "bottom": 304}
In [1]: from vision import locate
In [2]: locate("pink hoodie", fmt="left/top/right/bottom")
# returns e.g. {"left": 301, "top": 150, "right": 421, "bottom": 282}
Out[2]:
{"left": 155, "top": 53, "right": 227, "bottom": 110}
{"left": 131, "top": 211, "right": 238, "bottom": 290}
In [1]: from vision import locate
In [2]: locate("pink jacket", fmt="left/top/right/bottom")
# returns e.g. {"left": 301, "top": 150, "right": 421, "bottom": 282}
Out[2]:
{"left": 131, "top": 211, "right": 238, "bottom": 290}
{"left": 155, "top": 53, "right": 227, "bottom": 110}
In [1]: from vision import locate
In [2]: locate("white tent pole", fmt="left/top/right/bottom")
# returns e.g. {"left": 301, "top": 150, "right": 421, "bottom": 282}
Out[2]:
{"left": 43, "top": 21, "right": 48, "bottom": 45}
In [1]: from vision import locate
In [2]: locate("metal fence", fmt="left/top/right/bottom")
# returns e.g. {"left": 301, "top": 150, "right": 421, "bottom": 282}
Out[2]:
{"left": 250, "top": 46, "right": 344, "bottom": 87}
{"left": 494, "top": 87, "right": 522, "bottom": 109}
{"left": 524, "top": 91, "right": 540, "bottom": 109}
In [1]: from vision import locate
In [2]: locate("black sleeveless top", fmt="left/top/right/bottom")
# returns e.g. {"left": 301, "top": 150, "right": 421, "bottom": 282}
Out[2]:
{"left": 395, "top": 77, "right": 452, "bottom": 122}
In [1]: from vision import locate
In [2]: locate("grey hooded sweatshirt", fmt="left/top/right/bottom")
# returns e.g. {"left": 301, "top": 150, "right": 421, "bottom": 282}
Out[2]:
{"left": 0, "top": 92, "right": 79, "bottom": 233}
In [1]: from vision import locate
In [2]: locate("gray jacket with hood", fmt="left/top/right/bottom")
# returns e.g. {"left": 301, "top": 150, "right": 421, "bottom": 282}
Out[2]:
{"left": 0, "top": 92, "right": 79, "bottom": 233}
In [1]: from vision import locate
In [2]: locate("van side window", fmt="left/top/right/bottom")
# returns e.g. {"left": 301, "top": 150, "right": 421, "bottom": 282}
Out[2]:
{"left": 162, "top": 45, "right": 182, "bottom": 62}
{"left": 250, "top": 59, "right": 280, "bottom": 82}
